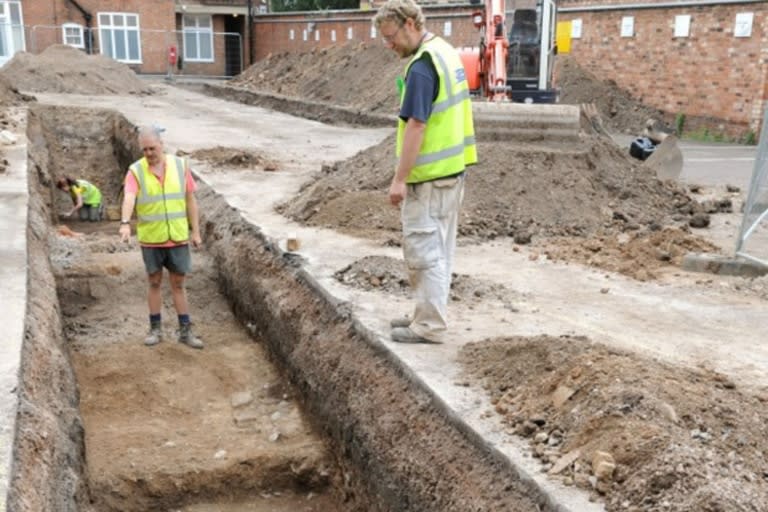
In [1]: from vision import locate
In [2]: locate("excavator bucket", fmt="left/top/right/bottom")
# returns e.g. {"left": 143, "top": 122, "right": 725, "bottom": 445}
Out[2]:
{"left": 643, "top": 135, "right": 683, "bottom": 181}
{"left": 471, "top": 102, "right": 582, "bottom": 144}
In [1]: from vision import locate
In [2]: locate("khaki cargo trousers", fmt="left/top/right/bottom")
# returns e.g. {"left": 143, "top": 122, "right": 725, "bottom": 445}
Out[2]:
{"left": 401, "top": 175, "right": 465, "bottom": 343}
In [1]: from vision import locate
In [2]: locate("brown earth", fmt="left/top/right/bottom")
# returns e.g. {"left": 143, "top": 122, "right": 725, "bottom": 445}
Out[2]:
{"left": 231, "top": 43, "right": 663, "bottom": 136}
{"left": 458, "top": 335, "right": 768, "bottom": 512}
{"left": 0, "top": 44, "right": 153, "bottom": 95}
{"left": 233, "top": 44, "right": 720, "bottom": 280}
{"left": 181, "top": 146, "right": 280, "bottom": 172}
{"left": 6, "top": 39, "right": 762, "bottom": 512}
{"left": 223, "top": 42, "right": 767, "bottom": 512}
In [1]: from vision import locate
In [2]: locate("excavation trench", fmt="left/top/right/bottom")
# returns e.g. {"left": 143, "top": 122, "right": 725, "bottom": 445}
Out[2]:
{"left": 10, "top": 103, "right": 547, "bottom": 511}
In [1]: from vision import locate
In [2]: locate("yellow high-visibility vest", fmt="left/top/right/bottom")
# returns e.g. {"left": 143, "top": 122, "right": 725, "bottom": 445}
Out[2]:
{"left": 396, "top": 36, "right": 477, "bottom": 184}
{"left": 71, "top": 179, "right": 102, "bottom": 206}
{"left": 129, "top": 155, "right": 189, "bottom": 244}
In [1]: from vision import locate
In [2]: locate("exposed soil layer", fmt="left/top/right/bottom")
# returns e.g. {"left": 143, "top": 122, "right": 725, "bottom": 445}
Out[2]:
{"left": 198, "top": 184, "right": 552, "bottom": 512}
{"left": 19, "top": 104, "right": 349, "bottom": 512}
{"left": 230, "top": 42, "right": 402, "bottom": 116}
{"left": 458, "top": 335, "right": 768, "bottom": 512}
{"left": 231, "top": 43, "right": 663, "bottom": 136}
{"left": 334, "top": 254, "right": 524, "bottom": 309}
{"left": 555, "top": 56, "right": 668, "bottom": 135}
{"left": 55, "top": 233, "right": 340, "bottom": 512}
{"left": 182, "top": 146, "right": 280, "bottom": 172}
{"left": 276, "top": 132, "right": 719, "bottom": 279}
{"left": 0, "top": 44, "right": 153, "bottom": 95}
{"left": 226, "top": 42, "right": 725, "bottom": 281}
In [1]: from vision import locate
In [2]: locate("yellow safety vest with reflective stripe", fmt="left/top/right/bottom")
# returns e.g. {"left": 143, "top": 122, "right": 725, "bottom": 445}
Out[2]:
{"left": 129, "top": 155, "right": 189, "bottom": 244}
{"left": 396, "top": 36, "right": 477, "bottom": 184}
{"left": 72, "top": 179, "right": 102, "bottom": 206}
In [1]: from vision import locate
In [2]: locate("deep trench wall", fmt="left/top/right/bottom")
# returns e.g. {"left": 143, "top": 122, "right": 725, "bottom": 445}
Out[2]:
{"left": 6, "top": 108, "right": 91, "bottom": 512}
{"left": 7, "top": 105, "right": 140, "bottom": 512}
{"left": 196, "top": 184, "right": 548, "bottom": 512}
{"left": 42, "top": 105, "right": 137, "bottom": 220}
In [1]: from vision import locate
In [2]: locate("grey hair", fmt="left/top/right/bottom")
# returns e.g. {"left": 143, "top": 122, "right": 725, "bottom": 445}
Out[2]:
{"left": 136, "top": 124, "right": 166, "bottom": 141}
{"left": 373, "top": 0, "right": 425, "bottom": 30}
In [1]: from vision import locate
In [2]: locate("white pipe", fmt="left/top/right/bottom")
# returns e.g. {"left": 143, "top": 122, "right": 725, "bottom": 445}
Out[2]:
{"left": 559, "top": 0, "right": 765, "bottom": 13}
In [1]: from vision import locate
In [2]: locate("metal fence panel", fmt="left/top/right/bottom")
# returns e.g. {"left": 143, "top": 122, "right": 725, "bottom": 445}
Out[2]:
{"left": 21, "top": 25, "right": 242, "bottom": 78}
{"left": 735, "top": 106, "right": 768, "bottom": 265}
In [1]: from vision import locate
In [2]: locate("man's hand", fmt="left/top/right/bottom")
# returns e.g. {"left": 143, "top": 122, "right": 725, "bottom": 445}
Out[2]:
{"left": 119, "top": 223, "right": 131, "bottom": 243}
{"left": 389, "top": 179, "right": 407, "bottom": 207}
{"left": 191, "top": 231, "right": 202, "bottom": 249}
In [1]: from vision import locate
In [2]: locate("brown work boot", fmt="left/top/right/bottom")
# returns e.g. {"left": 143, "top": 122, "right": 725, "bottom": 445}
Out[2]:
{"left": 178, "top": 323, "right": 204, "bottom": 350}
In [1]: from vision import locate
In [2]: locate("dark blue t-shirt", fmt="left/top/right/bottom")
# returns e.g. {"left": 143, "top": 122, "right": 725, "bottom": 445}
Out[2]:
{"left": 399, "top": 53, "right": 439, "bottom": 123}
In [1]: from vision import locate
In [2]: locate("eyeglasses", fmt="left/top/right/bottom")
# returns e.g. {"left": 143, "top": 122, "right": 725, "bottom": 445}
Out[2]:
{"left": 381, "top": 24, "right": 403, "bottom": 44}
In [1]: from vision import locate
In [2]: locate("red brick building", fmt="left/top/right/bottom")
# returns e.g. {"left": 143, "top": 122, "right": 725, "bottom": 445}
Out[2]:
{"left": 2, "top": 0, "right": 765, "bottom": 138}
{"left": 2, "top": 0, "right": 253, "bottom": 76}
{"left": 249, "top": 0, "right": 766, "bottom": 139}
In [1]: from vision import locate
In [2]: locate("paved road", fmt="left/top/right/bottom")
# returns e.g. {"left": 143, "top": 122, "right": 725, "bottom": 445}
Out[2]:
{"left": 613, "top": 135, "right": 757, "bottom": 189}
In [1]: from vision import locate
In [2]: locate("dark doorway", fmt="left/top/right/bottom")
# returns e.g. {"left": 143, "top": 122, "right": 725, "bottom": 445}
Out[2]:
{"left": 224, "top": 15, "right": 244, "bottom": 77}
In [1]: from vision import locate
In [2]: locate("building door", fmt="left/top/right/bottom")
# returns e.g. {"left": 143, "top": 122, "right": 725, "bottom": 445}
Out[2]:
{"left": 223, "top": 15, "right": 242, "bottom": 77}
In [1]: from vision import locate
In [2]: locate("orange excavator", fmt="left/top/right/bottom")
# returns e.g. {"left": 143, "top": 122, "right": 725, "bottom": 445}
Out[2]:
{"left": 459, "top": 0, "right": 582, "bottom": 143}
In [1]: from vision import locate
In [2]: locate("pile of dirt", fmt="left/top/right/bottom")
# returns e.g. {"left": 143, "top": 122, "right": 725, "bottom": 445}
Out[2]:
{"left": 182, "top": 146, "right": 279, "bottom": 171}
{"left": 0, "top": 74, "right": 33, "bottom": 105}
{"left": 458, "top": 335, "right": 768, "bottom": 512}
{"left": 232, "top": 44, "right": 666, "bottom": 135}
{"left": 334, "top": 255, "right": 522, "bottom": 308}
{"left": 230, "top": 42, "right": 402, "bottom": 114}
{"left": 539, "top": 226, "right": 720, "bottom": 281}
{"left": 556, "top": 56, "right": 668, "bottom": 135}
{"left": 0, "top": 44, "right": 152, "bottom": 95}
{"left": 278, "top": 133, "right": 710, "bottom": 245}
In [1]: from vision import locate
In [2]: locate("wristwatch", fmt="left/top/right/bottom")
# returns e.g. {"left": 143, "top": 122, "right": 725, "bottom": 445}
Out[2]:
{"left": 120, "top": 219, "right": 130, "bottom": 225}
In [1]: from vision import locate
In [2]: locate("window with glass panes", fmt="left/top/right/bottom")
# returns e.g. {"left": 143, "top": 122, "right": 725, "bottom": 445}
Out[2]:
{"left": 98, "top": 12, "right": 140, "bottom": 63}
{"left": 63, "top": 23, "right": 84, "bottom": 48}
{"left": 182, "top": 14, "right": 213, "bottom": 62}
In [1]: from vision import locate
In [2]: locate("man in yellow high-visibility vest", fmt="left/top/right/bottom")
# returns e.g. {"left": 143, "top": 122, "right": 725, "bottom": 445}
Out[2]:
{"left": 119, "top": 125, "right": 204, "bottom": 349}
{"left": 374, "top": 0, "right": 477, "bottom": 344}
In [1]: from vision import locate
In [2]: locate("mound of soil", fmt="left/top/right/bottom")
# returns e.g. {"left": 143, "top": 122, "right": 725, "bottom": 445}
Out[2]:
{"left": 458, "top": 335, "right": 768, "bottom": 512}
{"left": 334, "top": 255, "right": 522, "bottom": 307}
{"left": 182, "top": 146, "right": 279, "bottom": 171}
{"left": 540, "top": 226, "right": 720, "bottom": 281}
{"left": 0, "top": 74, "right": 34, "bottom": 105}
{"left": 278, "top": 133, "right": 707, "bottom": 244}
{"left": 0, "top": 44, "right": 152, "bottom": 95}
{"left": 230, "top": 42, "right": 405, "bottom": 115}
{"left": 556, "top": 56, "right": 667, "bottom": 135}
{"left": 232, "top": 44, "right": 664, "bottom": 135}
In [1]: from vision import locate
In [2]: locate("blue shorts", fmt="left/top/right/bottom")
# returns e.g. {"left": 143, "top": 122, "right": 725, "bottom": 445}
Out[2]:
{"left": 141, "top": 245, "right": 191, "bottom": 275}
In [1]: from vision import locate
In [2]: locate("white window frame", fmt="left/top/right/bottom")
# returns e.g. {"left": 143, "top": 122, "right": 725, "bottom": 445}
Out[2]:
{"left": 571, "top": 18, "right": 582, "bottom": 39}
{"left": 674, "top": 14, "right": 691, "bottom": 38}
{"left": 182, "top": 14, "right": 214, "bottom": 63}
{"left": 62, "top": 22, "right": 84, "bottom": 48}
{"left": 620, "top": 16, "right": 634, "bottom": 38}
{"left": 0, "top": 1, "right": 25, "bottom": 65}
{"left": 97, "top": 12, "right": 141, "bottom": 63}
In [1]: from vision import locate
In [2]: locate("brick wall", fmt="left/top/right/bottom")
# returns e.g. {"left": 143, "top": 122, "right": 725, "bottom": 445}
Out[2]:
{"left": 23, "top": 0, "right": 177, "bottom": 74}
{"left": 558, "top": 0, "right": 768, "bottom": 139}
{"left": 251, "top": 5, "right": 480, "bottom": 58}
{"left": 251, "top": 1, "right": 767, "bottom": 140}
